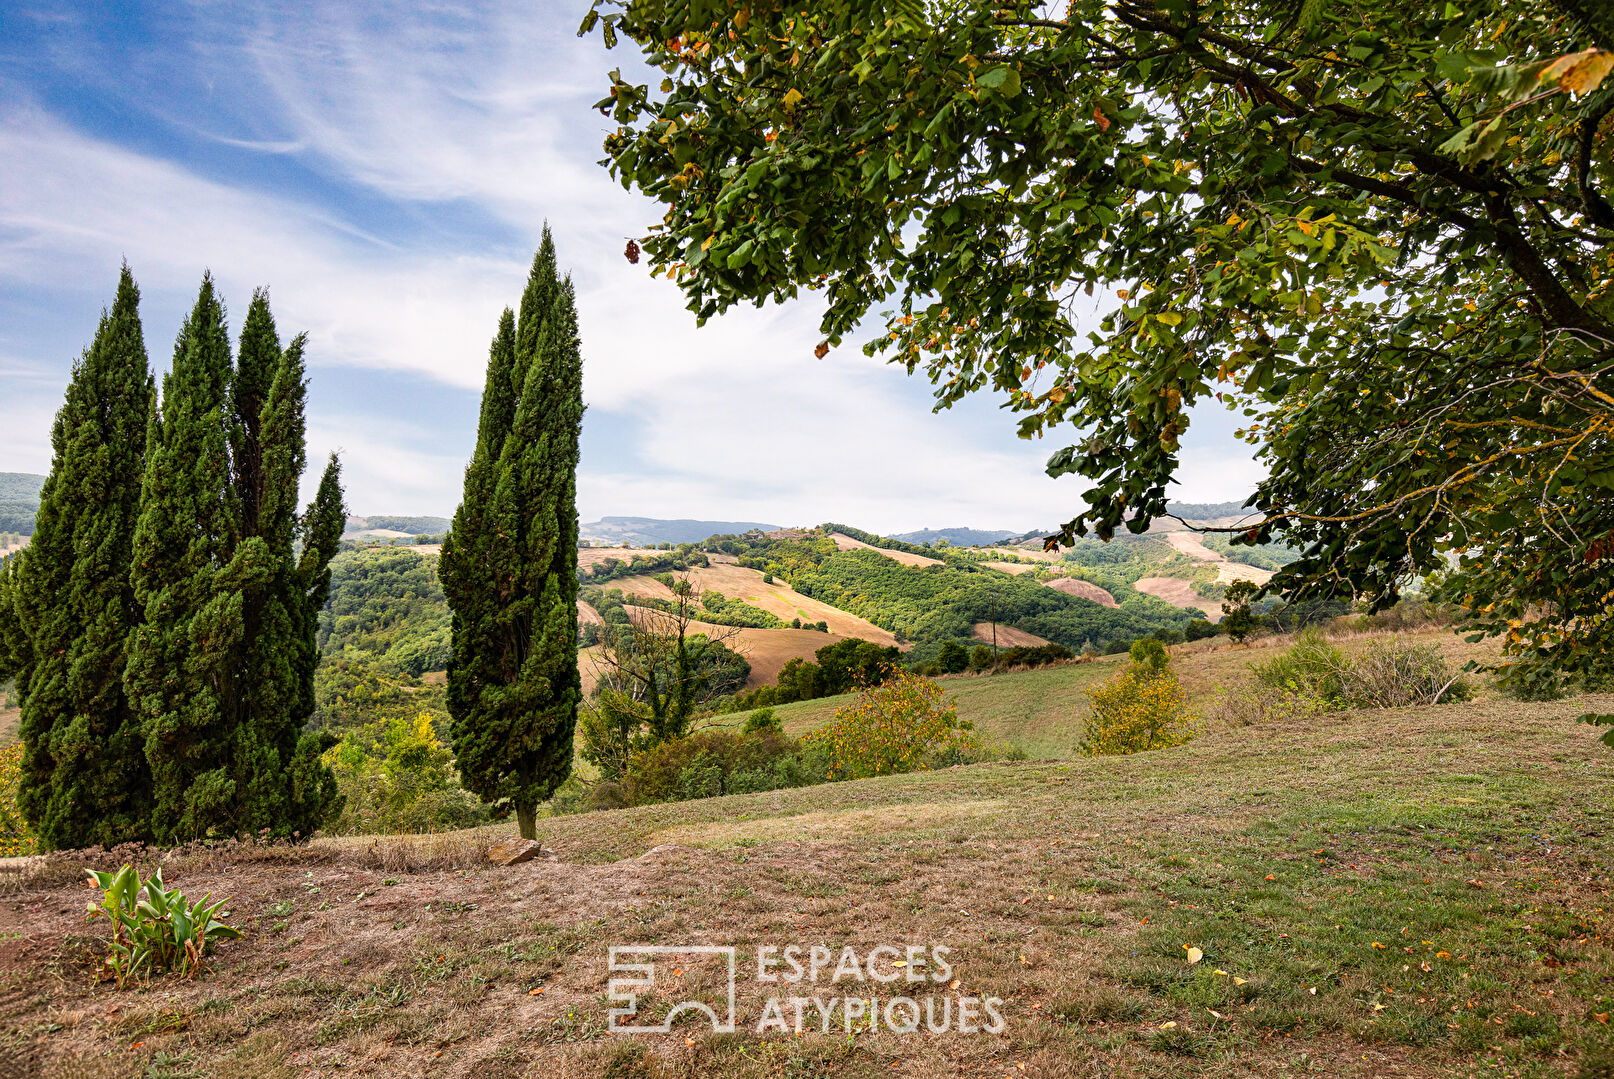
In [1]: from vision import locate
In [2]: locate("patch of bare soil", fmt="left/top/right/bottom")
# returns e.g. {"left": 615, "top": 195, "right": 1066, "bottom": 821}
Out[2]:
{"left": 1133, "top": 576, "right": 1210, "bottom": 614}
{"left": 968, "top": 623, "right": 1049, "bottom": 648}
{"left": 1041, "top": 577, "right": 1117, "bottom": 608}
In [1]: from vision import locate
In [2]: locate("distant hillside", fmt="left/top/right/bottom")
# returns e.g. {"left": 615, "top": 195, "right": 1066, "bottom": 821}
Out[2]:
{"left": 1166, "top": 500, "right": 1256, "bottom": 522}
{"left": 890, "top": 526, "right": 1020, "bottom": 546}
{"left": 344, "top": 515, "right": 451, "bottom": 537}
{"left": 581, "top": 516, "right": 779, "bottom": 546}
{"left": 0, "top": 472, "right": 45, "bottom": 536}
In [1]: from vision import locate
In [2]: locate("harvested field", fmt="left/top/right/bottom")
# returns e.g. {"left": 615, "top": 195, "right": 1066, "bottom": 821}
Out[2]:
{"left": 598, "top": 567, "right": 898, "bottom": 646}
{"left": 829, "top": 532, "right": 942, "bottom": 567}
{"left": 1041, "top": 576, "right": 1118, "bottom": 607}
{"left": 1134, "top": 575, "right": 1211, "bottom": 614}
{"left": 981, "top": 560, "right": 1035, "bottom": 575}
{"left": 968, "top": 622, "right": 1049, "bottom": 648}
{"left": 612, "top": 607, "right": 889, "bottom": 687}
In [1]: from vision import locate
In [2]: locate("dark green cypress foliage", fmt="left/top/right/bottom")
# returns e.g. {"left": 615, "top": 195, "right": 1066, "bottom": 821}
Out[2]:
{"left": 284, "top": 456, "right": 346, "bottom": 832}
{"left": 441, "top": 228, "right": 583, "bottom": 839}
{"left": 230, "top": 304, "right": 343, "bottom": 835}
{"left": 13, "top": 266, "right": 156, "bottom": 848}
{"left": 127, "top": 274, "right": 242, "bottom": 842}
{"left": 128, "top": 281, "right": 345, "bottom": 841}
{"left": 0, "top": 552, "right": 26, "bottom": 691}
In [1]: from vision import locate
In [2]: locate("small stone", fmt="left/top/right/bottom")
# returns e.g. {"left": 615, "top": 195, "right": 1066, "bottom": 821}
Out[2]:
{"left": 487, "top": 838, "right": 543, "bottom": 866}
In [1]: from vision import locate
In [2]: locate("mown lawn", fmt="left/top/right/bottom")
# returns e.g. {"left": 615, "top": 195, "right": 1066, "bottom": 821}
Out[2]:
{"left": 3, "top": 678, "right": 1609, "bottom": 1078}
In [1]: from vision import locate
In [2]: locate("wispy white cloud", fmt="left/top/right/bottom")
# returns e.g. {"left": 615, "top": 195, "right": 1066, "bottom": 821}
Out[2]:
{"left": 0, "top": 3, "right": 1263, "bottom": 529}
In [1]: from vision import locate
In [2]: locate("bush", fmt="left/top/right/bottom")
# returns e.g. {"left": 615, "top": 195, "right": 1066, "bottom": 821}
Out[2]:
{"left": 322, "top": 715, "right": 492, "bottom": 835}
{"left": 804, "top": 667, "right": 978, "bottom": 779}
{"left": 1336, "top": 641, "right": 1472, "bottom": 708}
{"left": 996, "top": 643, "right": 1074, "bottom": 669}
{"left": 936, "top": 638, "right": 968, "bottom": 674}
{"left": 1251, "top": 627, "right": 1348, "bottom": 704}
{"left": 624, "top": 729, "right": 828, "bottom": 804}
{"left": 1128, "top": 637, "right": 1170, "bottom": 671}
{"left": 1184, "top": 619, "right": 1219, "bottom": 641}
{"left": 742, "top": 707, "right": 782, "bottom": 734}
{"left": 1079, "top": 668, "right": 1197, "bottom": 756}
{"left": 968, "top": 644, "right": 994, "bottom": 671}
{"left": 0, "top": 743, "right": 36, "bottom": 857}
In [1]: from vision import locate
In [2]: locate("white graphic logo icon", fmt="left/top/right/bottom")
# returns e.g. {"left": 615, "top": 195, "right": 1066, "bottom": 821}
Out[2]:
{"left": 607, "top": 946, "right": 738, "bottom": 1033}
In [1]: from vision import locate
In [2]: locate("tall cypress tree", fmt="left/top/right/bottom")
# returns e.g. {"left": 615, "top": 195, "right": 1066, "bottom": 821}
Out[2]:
{"left": 441, "top": 227, "right": 584, "bottom": 839}
{"left": 228, "top": 293, "right": 344, "bottom": 835}
{"left": 127, "top": 277, "right": 343, "bottom": 841}
{"left": 13, "top": 267, "right": 156, "bottom": 849}
{"left": 127, "top": 275, "right": 239, "bottom": 841}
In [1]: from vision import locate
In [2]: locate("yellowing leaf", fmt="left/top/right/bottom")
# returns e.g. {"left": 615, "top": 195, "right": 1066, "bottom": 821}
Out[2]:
{"left": 1555, "top": 49, "right": 1614, "bottom": 95}
{"left": 781, "top": 88, "right": 805, "bottom": 110}
{"left": 1185, "top": 945, "right": 1204, "bottom": 965}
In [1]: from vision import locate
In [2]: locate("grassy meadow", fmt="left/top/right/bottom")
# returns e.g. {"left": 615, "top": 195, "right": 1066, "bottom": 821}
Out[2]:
{"left": 5, "top": 627, "right": 1613, "bottom": 1078}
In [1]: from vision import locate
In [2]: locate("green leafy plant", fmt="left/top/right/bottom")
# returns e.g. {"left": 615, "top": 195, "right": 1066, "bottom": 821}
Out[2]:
{"left": 85, "top": 865, "right": 240, "bottom": 987}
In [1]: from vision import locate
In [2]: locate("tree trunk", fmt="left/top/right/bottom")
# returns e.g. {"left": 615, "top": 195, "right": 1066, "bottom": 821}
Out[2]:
{"left": 516, "top": 801, "right": 537, "bottom": 840}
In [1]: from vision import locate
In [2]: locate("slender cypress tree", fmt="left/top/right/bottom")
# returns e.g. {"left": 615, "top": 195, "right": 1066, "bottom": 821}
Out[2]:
{"left": 228, "top": 293, "right": 344, "bottom": 835}
{"left": 441, "top": 227, "right": 584, "bottom": 839}
{"left": 127, "top": 280, "right": 344, "bottom": 842}
{"left": 14, "top": 267, "right": 155, "bottom": 849}
{"left": 126, "top": 275, "right": 238, "bottom": 841}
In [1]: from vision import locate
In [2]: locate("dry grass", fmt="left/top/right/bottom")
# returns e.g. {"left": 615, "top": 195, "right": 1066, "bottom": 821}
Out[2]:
{"left": 4, "top": 676, "right": 1612, "bottom": 1077}
{"left": 4, "top": 627, "right": 1603, "bottom": 1079}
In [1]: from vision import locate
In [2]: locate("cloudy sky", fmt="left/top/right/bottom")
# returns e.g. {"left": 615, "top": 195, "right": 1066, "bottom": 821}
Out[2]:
{"left": 0, "top": 2, "right": 1263, "bottom": 533}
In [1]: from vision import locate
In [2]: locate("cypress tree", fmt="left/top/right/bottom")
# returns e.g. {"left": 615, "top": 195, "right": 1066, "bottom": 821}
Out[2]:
{"left": 127, "top": 277, "right": 343, "bottom": 841}
{"left": 13, "top": 268, "right": 156, "bottom": 849}
{"left": 228, "top": 293, "right": 343, "bottom": 835}
{"left": 127, "top": 275, "right": 239, "bottom": 841}
{"left": 441, "top": 228, "right": 584, "bottom": 839}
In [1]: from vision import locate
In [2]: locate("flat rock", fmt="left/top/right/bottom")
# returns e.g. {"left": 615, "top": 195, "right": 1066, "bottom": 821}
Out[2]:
{"left": 487, "top": 838, "right": 544, "bottom": 866}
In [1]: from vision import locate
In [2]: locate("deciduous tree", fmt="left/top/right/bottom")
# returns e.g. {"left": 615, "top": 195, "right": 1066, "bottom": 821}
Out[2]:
{"left": 585, "top": 0, "right": 1614, "bottom": 692}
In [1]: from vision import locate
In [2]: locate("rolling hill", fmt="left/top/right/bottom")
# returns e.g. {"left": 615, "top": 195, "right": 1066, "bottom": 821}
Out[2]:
{"left": 0, "top": 472, "right": 44, "bottom": 538}
{"left": 890, "top": 526, "right": 1020, "bottom": 545}
{"left": 580, "top": 516, "right": 780, "bottom": 545}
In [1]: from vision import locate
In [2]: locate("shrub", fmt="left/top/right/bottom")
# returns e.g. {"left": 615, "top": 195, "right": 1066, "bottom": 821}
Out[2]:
{"left": 1184, "top": 619, "right": 1219, "bottom": 641}
{"left": 1336, "top": 641, "right": 1472, "bottom": 708}
{"left": 804, "top": 667, "right": 977, "bottom": 779}
{"left": 1251, "top": 627, "right": 1347, "bottom": 704}
{"left": 742, "top": 707, "right": 782, "bottom": 735}
{"left": 85, "top": 865, "right": 240, "bottom": 987}
{"left": 1251, "top": 629, "right": 1470, "bottom": 711}
{"left": 1080, "top": 668, "right": 1197, "bottom": 756}
{"left": 1128, "top": 637, "right": 1170, "bottom": 671}
{"left": 623, "top": 729, "right": 827, "bottom": 804}
{"left": 0, "top": 743, "right": 36, "bottom": 857}
{"left": 322, "top": 714, "right": 491, "bottom": 835}
{"left": 968, "top": 644, "right": 994, "bottom": 671}
{"left": 936, "top": 638, "right": 968, "bottom": 674}
{"left": 996, "top": 643, "right": 1074, "bottom": 669}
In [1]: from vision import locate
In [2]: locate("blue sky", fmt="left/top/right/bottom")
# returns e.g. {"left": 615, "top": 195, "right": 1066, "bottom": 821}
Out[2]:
{"left": 0, "top": 1, "right": 1263, "bottom": 532}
